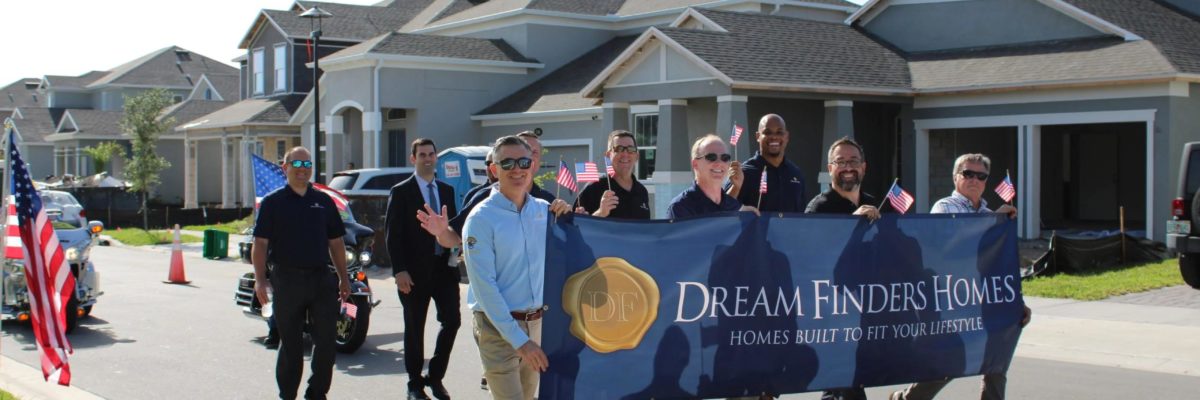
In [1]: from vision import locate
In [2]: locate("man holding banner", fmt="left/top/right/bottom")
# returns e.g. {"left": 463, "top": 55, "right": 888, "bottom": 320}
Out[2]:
{"left": 576, "top": 130, "right": 650, "bottom": 219}
{"left": 891, "top": 153, "right": 1031, "bottom": 400}
{"left": 668, "top": 134, "right": 758, "bottom": 219}
{"left": 726, "top": 114, "right": 808, "bottom": 212}
{"left": 806, "top": 137, "right": 883, "bottom": 219}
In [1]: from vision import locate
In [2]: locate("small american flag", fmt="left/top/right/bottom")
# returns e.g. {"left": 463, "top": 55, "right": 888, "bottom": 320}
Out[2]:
{"left": 886, "top": 181, "right": 915, "bottom": 214}
{"left": 604, "top": 157, "right": 615, "bottom": 177}
{"left": 730, "top": 123, "right": 745, "bottom": 146}
{"left": 759, "top": 169, "right": 768, "bottom": 194}
{"left": 556, "top": 161, "right": 578, "bottom": 193}
{"left": 995, "top": 172, "right": 1016, "bottom": 203}
{"left": 8, "top": 129, "right": 74, "bottom": 385}
{"left": 341, "top": 300, "right": 358, "bottom": 319}
{"left": 576, "top": 162, "right": 600, "bottom": 183}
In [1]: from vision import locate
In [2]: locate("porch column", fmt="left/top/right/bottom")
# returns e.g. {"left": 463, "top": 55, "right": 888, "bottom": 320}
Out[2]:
{"left": 1019, "top": 125, "right": 1042, "bottom": 239}
{"left": 716, "top": 95, "right": 750, "bottom": 159}
{"left": 221, "top": 136, "right": 236, "bottom": 208}
{"left": 324, "top": 115, "right": 344, "bottom": 182}
{"left": 362, "top": 111, "right": 381, "bottom": 168}
{"left": 240, "top": 137, "right": 259, "bottom": 208}
{"left": 184, "top": 139, "right": 198, "bottom": 209}
{"left": 820, "top": 100, "right": 855, "bottom": 186}
{"left": 654, "top": 99, "right": 691, "bottom": 217}
{"left": 600, "top": 102, "right": 629, "bottom": 161}
{"left": 915, "top": 127, "right": 930, "bottom": 213}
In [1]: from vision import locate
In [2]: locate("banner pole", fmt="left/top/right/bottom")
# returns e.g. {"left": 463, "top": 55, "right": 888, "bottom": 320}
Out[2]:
{"left": 0, "top": 119, "right": 15, "bottom": 361}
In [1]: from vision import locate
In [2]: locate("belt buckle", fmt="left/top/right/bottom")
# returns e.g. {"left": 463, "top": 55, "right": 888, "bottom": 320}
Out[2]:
{"left": 527, "top": 305, "right": 548, "bottom": 321}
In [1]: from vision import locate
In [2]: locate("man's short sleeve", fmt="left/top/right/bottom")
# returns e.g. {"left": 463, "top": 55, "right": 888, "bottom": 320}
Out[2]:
{"left": 325, "top": 196, "right": 345, "bottom": 239}
{"left": 253, "top": 197, "right": 274, "bottom": 239}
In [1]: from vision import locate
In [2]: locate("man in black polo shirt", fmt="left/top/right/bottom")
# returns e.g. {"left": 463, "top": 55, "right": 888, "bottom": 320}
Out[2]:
{"left": 725, "top": 114, "right": 807, "bottom": 212}
{"left": 449, "top": 131, "right": 554, "bottom": 235}
{"left": 805, "top": 137, "right": 883, "bottom": 220}
{"left": 576, "top": 130, "right": 651, "bottom": 219}
{"left": 668, "top": 134, "right": 758, "bottom": 219}
{"left": 253, "top": 147, "right": 350, "bottom": 400}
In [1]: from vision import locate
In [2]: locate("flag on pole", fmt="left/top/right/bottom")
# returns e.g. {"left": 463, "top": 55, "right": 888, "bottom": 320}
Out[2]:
{"left": 341, "top": 300, "right": 359, "bottom": 319}
{"left": 9, "top": 129, "right": 74, "bottom": 385}
{"left": 6, "top": 200, "right": 22, "bottom": 259}
{"left": 885, "top": 181, "right": 915, "bottom": 214}
{"left": 730, "top": 123, "right": 745, "bottom": 146}
{"left": 995, "top": 172, "right": 1016, "bottom": 203}
{"left": 576, "top": 162, "right": 600, "bottom": 183}
{"left": 251, "top": 153, "right": 286, "bottom": 208}
{"left": 604, "top": 157, "right": 615, "bottom": 177}
{"left": 557, "top": 161, "right": 578, "bottom": 193}
{"left": 759, "top": 170, "right": 768, "bottom": 194}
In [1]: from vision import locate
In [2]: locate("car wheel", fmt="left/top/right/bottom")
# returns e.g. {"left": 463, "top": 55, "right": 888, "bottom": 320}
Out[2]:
{"left": 65, "top": 292, "right": 80, "bottom": 334}
{"left": 1182, "top": 253, "right": 1200, "bottom": 289}
{"left": 334, "top": 295, "right": 370, "bottom": 354}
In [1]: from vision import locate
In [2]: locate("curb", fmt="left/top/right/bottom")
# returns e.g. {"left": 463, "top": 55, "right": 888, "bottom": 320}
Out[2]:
{"left": 0, "top": 355, "right": 105, "bottom": 399}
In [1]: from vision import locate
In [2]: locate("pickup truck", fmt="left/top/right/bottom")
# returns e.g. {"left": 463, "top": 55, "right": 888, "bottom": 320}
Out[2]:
{"left": 1169, "top": 142, "right": 1200, "bottom": 289}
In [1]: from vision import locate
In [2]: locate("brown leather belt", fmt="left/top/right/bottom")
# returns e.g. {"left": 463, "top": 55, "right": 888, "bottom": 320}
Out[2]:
{"left": 510, "top": 306, "right": 548, "bottom": 321}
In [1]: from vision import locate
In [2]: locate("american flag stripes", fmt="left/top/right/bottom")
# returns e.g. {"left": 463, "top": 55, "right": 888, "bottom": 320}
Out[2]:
{"left": 6, "top": 200, "right": 22, "bottom": 259}
{"left": 759, "top": 169, "right": 768, "bottom": 194}
{"left": 341, "top": 300, "right": 358, "bottom": 319}
{"left": 8, "top": 129, "right": 74, "bottom": 385}
{"left": 313, "top": 183, "right": 352, "bottom": 222}
{"left": 576, "top": 162, "right": 600, "bottom": 183}
{"left": 886, "top": 181, "right": 915, "bottom": 214}
{"left": 604, "top": 157, "right": 615, "bottom": 177}
{"left": 557, "top": 161, "right": 578, "bottom": 193}
{"left": 730, "top": 123, "right": 745, "bottom": 146}
{"left": 995, "top": 173, "right": 1016, "bottom": 203}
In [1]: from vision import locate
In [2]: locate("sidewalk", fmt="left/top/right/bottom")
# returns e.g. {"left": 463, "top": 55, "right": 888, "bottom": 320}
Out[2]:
{"left": 0, "top": 356, "right": 104, "bottom": 400}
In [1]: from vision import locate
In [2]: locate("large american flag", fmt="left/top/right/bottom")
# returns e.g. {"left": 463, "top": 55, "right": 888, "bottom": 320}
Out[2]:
{"left": 886, "top": 180, "right": 915, "bottom": 214}
{"left": 995, "top": 172, "right": 1016, "bottom": 203}
{"left": 556, "top": 160, "right": 577, "bottom": 193}
{"left": 575, "top": 162, "right": 600, "bottom": 183}
{"left": 251, "top": 153, "right": 350, "bottom": 221}
{"left": 8, "top": 130, "right": 74, "bottom": 385}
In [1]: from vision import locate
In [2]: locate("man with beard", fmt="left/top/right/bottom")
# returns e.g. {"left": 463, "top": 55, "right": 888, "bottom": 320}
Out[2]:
{"left": 725, "top": 114, "right": 807, "bottom": 212}
{"left": 668, "top": 134, "right": 758, "bottom": 219}
{"left": 804, "top": 137, "right": 881, "bottom": 220}
{"left": 576, "top": 130, "right": 651, "bottom": 219}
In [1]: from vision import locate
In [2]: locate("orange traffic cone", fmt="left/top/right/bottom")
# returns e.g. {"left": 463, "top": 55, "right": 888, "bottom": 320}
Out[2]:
{"left": 164, "top": 224, "right": 190, "bottom": 284}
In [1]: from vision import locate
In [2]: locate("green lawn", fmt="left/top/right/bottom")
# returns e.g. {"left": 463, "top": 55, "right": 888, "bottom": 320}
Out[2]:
{"left": 0, "top": 388, "right": 19, "bottom": 399}
{"left": 1023, "top": 258, "right": 1184, "bottom": 300}
{"left": 107, "top": 228, "right": 202, "bottom": 246}
{"left": 183, "top": 216, "right": 253, "bottom": 235}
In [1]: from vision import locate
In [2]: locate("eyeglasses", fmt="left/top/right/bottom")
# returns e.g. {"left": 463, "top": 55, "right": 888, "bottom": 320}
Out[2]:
{"left": 960, "top": 170, "right": 989, "bottom": 181}
{"left": 497, "top": 157, "right": 533, "bottom": 170}
{"left": 289, "top": 160, "right": 313, "bottom": 169}
{"left": 611, "top": 145, "right": 637, "bottom": 154}
{"left": 695, "top": 153, "right": 732, "bottom": 163}
{"left": 829, "top": 159, "right": 862, "bottom": 168}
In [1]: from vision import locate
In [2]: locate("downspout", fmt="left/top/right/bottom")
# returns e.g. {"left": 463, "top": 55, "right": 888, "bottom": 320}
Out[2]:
{"left": 373, "top": 59, "right": 382, "bottom": 167}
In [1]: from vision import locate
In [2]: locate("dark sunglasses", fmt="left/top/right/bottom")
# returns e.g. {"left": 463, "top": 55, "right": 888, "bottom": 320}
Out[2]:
{"left": 695, "top": 153, "right": 732, "bottom": 163}
{"left": 497, "top": 157, "right": 533, "bottom": 170}
{"left": 289, "top": 160, "right": 313, "bottom": 169}
{"left": 611, "top": 145, "right": 637, "bottom": 154}
{"left": 960, "top": 170, "right": 989, "bottom": 181}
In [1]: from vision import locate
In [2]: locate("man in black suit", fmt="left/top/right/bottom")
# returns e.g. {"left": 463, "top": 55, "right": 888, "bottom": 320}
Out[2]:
{"left": 386, "top": 138, "right": 460, "bottom": 400}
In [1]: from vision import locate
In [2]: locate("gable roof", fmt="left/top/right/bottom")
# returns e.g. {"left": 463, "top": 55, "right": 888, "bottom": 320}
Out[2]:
{"left": 42, "top": 71, "right": 108, "bottom": 90}
{"left": 845, "top": 0, "right": 1140, "bottom": 41}
{"left": 188, "top": 74, "right": 240, "bottom": 101}
{"left": 1065, "top": 0, "right": 1200, "bottom": 74}
{"left": 479, "top": 35, "right": 635, "bottom": 115}
{"left": 85, "top": 46, "right": 237, "bottom": 89}
{"left": 160, "top": 99, "right": 235, "bottom": 131}
{"left": 6, "top": 107, "right": 60, "bottom": 144}
{"left": 177, "top": 96, "right": 305, "bottom": 132}
{"left": 326, "top": 31, "right": 539, "bottom": 63}
{"left": 0, "top": 78, "right": 44, "bottom": 111}
{"left": 242, "top": 1, "right": 433, "bottom": 48}
{"left": 55, "top": 109, "right": 125, "bottom": 137}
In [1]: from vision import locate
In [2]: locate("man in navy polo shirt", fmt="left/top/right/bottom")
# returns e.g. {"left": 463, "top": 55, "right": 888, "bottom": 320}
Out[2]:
{"left": 725, "top": 114, "right": 807, "bottom": 212}
{"left": 668, "top": 134, "right": 759, "bottom": 219}
{"left": 253, "top": 147, "right": 350, "bottom": 400}
{"left": 576, "top": 130, "right": 651, "bottom": 219}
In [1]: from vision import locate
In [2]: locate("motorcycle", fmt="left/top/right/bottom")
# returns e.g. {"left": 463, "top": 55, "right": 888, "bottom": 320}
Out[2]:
{"left": 234, "top": 221, "right": 377, "bottom": 353}
{"left": 2, "top": 221, "right": 105, "bottom": 334}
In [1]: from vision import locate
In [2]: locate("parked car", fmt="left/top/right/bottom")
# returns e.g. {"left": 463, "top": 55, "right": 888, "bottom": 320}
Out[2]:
{"left": 327, "top": 167, "right": 414, "bottom": 197}
{"left": 41, "top": 190, "right": 86, "bottom": 228}
{"left": 1169, "top": 141, "right": 1200, "bottom": 289}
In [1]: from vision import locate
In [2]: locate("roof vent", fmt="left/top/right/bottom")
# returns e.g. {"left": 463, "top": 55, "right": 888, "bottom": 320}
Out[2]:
{"left": 176, "top": 50, "right": 192, "bottom": 62}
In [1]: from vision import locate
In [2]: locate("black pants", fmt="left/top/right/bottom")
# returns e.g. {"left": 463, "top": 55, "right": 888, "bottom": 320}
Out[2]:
{"left": 272, "top": 268, "right": 339, "bottom": 400}
{"left": 397, "top": 265, "right": 461, "bottom": 390}
{"left": 822, "top": 388, "right": 867, "bottom": 400}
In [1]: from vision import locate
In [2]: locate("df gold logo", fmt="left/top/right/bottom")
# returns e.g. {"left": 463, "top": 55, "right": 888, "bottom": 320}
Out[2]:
{"left": 562, "top": 257, "right": 659, "bottom": 353}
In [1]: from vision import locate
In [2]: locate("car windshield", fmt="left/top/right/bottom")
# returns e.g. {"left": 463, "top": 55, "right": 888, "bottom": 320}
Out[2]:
{"left": 42, "top": 192, "right": 80, "bottom": 207}
{"left": 328, "top": 174, "right": 357, "bottom": 191}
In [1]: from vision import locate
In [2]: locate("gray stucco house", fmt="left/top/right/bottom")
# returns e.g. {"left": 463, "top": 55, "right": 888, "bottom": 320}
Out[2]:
{"left": 198, "top": 0, "right": 1200, "bottom": 243}
{"left": 4, "top": 46, "right": 238, "bottom": 205}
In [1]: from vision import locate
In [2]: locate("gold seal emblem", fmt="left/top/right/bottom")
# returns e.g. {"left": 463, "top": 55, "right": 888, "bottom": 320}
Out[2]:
{"left": 562, "top": 257, "right": 659, "bottom": 353}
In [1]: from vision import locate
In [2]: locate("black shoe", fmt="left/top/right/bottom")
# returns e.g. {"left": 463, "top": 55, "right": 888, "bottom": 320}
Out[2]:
{"left": 407, "top": 388, "right": 431, "bottom": 400}
{"left": 480, "top": 377, "right": 488, "bottom": 391}
{"left": 427, "top": 381, "right": 451, "bottom": 400}
{"left": 264, "top": 335, "right": 280, "bottom": 350}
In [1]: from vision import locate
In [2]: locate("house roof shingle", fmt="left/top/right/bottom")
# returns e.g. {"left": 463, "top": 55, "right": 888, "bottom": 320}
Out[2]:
{"left": 60, "top": 109, "right": 125, "bottom": 136}
{"left": 86, "top": 46, "right": 237, "bottom": 89}
{"left": 1065, "top": 0, "right": 1200, "bottom": 74}
{"left": 480, "top": 35, "right": 635, "bottom": 115}
{"left": 0, "top": 78, "right": 44, "bottom": 111}
{"left": 178, "top": 96, "right": 304, "bottom": 132}
{"left": 328, "top": 31, "right": 538, "bottom": 63}
{"left": 660, "top": 9, "right": 911, "bottom": 89}
{"left": 203, "top": 74, "right": 241, "bottom": 101}
{"left": 160, "top": 100, "right": 235, "bottom": 131}
{"left": 8, "top": 107, "right": 60, "bottom": 143}
{"left": 263, "top": 1, "right": 432, "bottom": 42}
{"left": 43, "top": 71, "right": 108, "bottom": 90}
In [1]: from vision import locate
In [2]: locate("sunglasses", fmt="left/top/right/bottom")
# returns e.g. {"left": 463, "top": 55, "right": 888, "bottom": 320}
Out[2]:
{"left": 695, "top": 153, "right": 732, "bottom": 163}
{"left": 611, "top": 145, "right": 637, "bottom": 154}
{"left": 289, "top": 160, "right": 313, "bottom": 169}
{"left": 829, "top": 159, "right": 862, "bottom": 168}
{"left": 960, "top": 170, "right": 989, "bottom": 181}
{"left": 497, "top": 157, "right": 533, "bottom": 170}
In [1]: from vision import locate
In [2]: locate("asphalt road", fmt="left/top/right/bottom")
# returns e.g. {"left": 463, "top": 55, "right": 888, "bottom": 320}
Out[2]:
{"left": 1, "top": 245, "right": 1197, "bottom": 399}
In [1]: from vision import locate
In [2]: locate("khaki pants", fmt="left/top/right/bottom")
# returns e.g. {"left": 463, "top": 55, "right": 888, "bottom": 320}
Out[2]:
{"left": 474, "top": 312, "right": 542, "bottom": 400}
{"left": 893, "top": 373, "right": 1006, "bottom": 400}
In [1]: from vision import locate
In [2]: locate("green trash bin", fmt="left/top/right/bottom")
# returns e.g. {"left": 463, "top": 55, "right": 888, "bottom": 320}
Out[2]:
{"left": 203, "top": 229, "right": 229, "bottom": 259}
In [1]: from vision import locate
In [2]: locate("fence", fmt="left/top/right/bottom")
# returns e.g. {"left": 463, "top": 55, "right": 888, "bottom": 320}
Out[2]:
{"left": 60, "top": 187, "right": 252, "bottom": 229}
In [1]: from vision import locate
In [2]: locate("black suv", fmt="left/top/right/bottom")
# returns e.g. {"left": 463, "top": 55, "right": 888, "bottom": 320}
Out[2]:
{"left": 1170, "top": 142, "right": 1200, "bottom": 289}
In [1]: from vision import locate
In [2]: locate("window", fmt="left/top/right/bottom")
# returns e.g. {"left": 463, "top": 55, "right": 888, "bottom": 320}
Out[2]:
{"left": 276, "top": 140, "right": 286, "bottom": 159}
{"left": 204, "top": 88, "right": 213, "bottom": 100}
{"left": 172, "top": 95, "right": 183, "bottom": 104}
{"left": 252, "top": 49, "right": 265, "bottom": 95}
{"left": 363, "top": 173, "right": 411, "bottom": 190}
{"left": 273, "top": 44, "right": 287, "bottom": 93}
{"left": 386, "top": 109, "right": 407, "bottom": 120}
{"left": 633, "top": 114, "right": 658, "bottom": 180}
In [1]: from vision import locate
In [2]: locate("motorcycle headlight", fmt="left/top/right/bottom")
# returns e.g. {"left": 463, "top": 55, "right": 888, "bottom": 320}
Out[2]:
{"left": 359, "top": 251, "right": 371, "bottom": 266}
{"left": 344, "top": 246, "right": 358, "bottom": 265}
{"left": 65, "top": 247, "right": 82, "bottom": 263}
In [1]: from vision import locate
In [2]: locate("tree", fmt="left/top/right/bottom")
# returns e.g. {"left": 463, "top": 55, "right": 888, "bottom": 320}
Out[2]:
{"left": 81, "top": 141, "right": 125, "bottom": 174}
{"left": 120, "top": 88, "right": 174, "bottom": 230}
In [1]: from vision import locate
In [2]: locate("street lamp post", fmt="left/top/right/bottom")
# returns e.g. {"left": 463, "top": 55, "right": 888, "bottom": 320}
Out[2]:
{"left": 300, "top": 6, "right": 332, "bottom": 183}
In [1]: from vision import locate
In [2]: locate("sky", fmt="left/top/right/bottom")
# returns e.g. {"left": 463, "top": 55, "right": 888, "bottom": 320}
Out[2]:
{"left": 0, "top": 0, "right": 869, "bottom": 86}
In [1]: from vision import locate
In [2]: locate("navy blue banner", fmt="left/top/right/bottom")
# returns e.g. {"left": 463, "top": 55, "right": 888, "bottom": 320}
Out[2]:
{"left": 542, "top": 213, "right": 1024, "bottom": 399}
